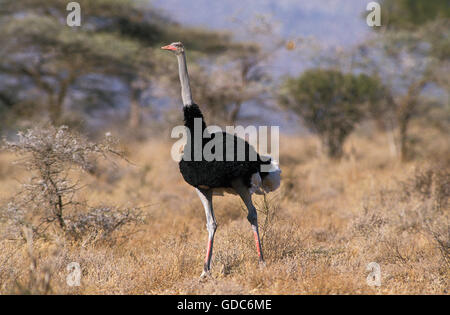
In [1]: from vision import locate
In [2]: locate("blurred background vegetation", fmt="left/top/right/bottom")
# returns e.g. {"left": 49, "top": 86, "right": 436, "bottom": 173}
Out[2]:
{"left": 0, "top": 0, "right": 448, "bottom": 160}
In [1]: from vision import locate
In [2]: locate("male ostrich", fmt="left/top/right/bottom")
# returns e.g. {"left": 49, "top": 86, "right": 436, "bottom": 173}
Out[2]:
{"left": 162, "top": 42, "right": 281, "bottom": 277}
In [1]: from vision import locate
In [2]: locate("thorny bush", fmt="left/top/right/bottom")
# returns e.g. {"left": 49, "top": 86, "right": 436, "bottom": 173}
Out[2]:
{"left": 1, "top": 126, "right": 143, "bottom": 241}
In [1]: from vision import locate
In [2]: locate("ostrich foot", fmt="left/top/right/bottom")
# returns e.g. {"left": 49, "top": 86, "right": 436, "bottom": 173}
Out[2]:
{"left": 199, "top": 270, "right": 212, "bottom": 280}
{"left": 258, "top": 260, "right": 266, "bottom": 268}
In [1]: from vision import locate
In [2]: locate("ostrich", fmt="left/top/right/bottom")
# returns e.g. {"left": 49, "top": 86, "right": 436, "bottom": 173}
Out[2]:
{"left": 161, "top": 42, "right": 281, "bottom": 277}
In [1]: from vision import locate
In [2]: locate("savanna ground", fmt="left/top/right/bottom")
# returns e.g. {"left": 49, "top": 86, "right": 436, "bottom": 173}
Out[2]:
{"left": 0, "top": 125, "right": 448, "bottom": 294}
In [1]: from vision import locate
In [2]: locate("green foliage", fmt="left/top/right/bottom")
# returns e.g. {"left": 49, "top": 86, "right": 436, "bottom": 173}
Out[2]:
{"left": 280, "top": 69, "right": 385, "bottom": 158}
{"left": 378, "top": 0, "right": 449, "bottom": 63}
{"left": 381, "top": 0, "right": 450, "bottom": 30}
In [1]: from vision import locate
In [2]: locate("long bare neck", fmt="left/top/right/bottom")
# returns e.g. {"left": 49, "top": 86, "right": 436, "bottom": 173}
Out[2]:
{"left": 176, "top": 52, "right": 193, "bottom": 106}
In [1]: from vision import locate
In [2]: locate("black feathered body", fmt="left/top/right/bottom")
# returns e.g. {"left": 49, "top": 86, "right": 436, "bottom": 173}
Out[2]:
{"left": 179, "top": 104, "right": 271, "bottom": 189}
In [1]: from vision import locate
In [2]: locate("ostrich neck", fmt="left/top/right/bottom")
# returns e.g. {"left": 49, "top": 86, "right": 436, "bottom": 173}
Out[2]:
{"left": 177, "top": 52, "right": 193, "bottom": 106}
{"left": 176, "top": 50, "right": 206, "bottom": 150}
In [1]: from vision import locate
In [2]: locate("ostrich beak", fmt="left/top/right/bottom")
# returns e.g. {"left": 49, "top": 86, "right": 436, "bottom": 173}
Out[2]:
{"left": 161, "top": 44, "right": 177, "bottom": 51}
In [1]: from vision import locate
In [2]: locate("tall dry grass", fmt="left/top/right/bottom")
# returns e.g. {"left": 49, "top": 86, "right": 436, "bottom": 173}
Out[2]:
{"left": 0, "top": 126, "right": 448, "bottom": 294}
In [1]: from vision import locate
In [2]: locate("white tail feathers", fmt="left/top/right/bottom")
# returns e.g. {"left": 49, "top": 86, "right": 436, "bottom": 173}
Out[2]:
{"left": 262, "top": 159, "right": 281, "bottom": 193}
{"left": 250, "top": 159, "right": 281, "bottom": 195}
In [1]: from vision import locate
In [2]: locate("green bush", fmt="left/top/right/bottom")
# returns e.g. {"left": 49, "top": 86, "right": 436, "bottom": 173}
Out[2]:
{"left": 280, "top": 69, "right": 385, "bottom": 159}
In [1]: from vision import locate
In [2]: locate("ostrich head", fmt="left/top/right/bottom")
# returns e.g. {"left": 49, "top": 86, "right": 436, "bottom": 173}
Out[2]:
{"left": 161, "top": 41, "right": 192, "bottom": 105}
{"left": 161, "top": 42, "right": 184, "bottom": 55}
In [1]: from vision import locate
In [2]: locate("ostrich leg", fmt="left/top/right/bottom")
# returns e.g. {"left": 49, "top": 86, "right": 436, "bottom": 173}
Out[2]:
{"left": 232, "top": 180, "right": 265, "bottom": 263}
{"left": 196, "top": 188, "right": 217, "bottom": 277}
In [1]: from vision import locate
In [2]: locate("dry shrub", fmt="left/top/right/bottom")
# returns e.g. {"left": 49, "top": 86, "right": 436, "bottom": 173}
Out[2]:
{"left": 262, "top": 222, "right": 304, "bottom": 262}
{"left": 142, "top": 226, "right": 202, "bottom": 292}
{"left": 350, "top": 162, "right": 449, "bottom": 290}
{"left": 1, "top": 126, "right": 142, "bottom": 242}
{"left": 423, "top": 222, "right": 449, "bottom": 267}
{"left": 352, "top": 206, "right": 388, "bottom": 238}
{"left": 11, "top": 227, "right": 58, "bottom": 294}
{"left": 404, "top": 165, "right": 449, "bottom": 210}
{"left": 243, "top": 259, "right": 301, "bottom": 293}
{"left": 256, "top": 195, "right": 305, "bottom": 262}
{"left": 405, "top": 166, "right": 449, "bottom": 266}
{"left": 214, "top": 244, "right": 244, "bottom": 277}
{"left": 211, "top": 220, "right": 248, "bottom": 277}
{"left": 66, "top": 205, "right": 144, "bottom": 243}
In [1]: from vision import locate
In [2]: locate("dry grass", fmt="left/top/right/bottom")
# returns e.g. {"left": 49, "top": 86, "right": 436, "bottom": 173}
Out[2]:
{"left": 0, "top": 127, "right": 448, "bottom": 294}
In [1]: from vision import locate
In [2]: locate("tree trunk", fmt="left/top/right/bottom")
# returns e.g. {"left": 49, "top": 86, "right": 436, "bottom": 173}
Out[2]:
{"left": 128, "top": 88, "right": 142, "bottom": 129}
{"left": 323, "top": 132, "right": 345, "bottom": 160}
{"left": 396, "top": 79, "right": 426, "bottom": 161}
{"left": 48, "top": 73, "right": 74, "bottom": 125}
{"left": 386, "top": 127, "right": 398, "bottom": 158}
{"left": 49, "top": 96, "right": 63, "bottom": 125}
{"left": 128, "top": 98, "right": 141, "bottom": 129}
{"left": 228, "top": 102, "right": 242, "bottom": 125}
{"left": 398, "top": 110, "right": 410, "bottom": 162}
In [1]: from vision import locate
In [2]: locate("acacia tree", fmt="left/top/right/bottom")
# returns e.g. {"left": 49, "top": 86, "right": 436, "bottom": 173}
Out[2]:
{"left": 280, "top": 69, "right": 385, "bottom": 159}
{"left": 0, "top": 0, "right": 233, "bottom": 129}
{"left": 355, "top": 0, "right": 450, "bottom": 161}
{"left": 0, "top": 0, "right": 149, "bottom": 125}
